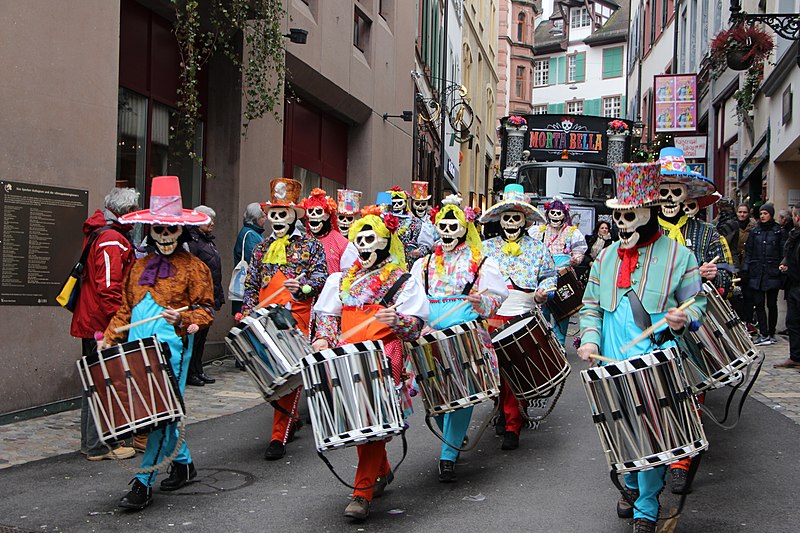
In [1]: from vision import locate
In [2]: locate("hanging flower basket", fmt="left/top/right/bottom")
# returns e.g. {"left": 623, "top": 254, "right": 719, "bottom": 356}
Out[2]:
{"left": 709, "top": 24, "right": 773, "bottom": 76}
{"left": 505, "top": 115, "right": 527, "bottom": 129}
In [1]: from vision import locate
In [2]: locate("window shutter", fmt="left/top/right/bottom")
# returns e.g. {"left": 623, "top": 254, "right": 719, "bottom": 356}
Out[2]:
{"left": 602, "top": 47, "right": 623, "bottom": 78}
{"left": 548, "top": 57, "right": 557, "bottom": 85}
{"left": 575, "top": 53, "right": 586, "bottom": 82}
{"left": 548, "top": 102, "right": 565, "bottom": 114}
{"left": 557, "top": 56, "right": 566, "bottom": 84}
{"left": 585, "top": 98, "right": 601, "bottom": 116}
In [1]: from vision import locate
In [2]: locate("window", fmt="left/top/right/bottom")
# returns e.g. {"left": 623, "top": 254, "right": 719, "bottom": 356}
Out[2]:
{"left": 517, "top": 12, "right": 525, "bottom": 41}
{"left": 568, "top": 55, "right": 577, "bottom": 82}
{"left": 515, "top": 66, "right": 525, "bottom": 98}
{"left": 662, "top": 0, "right": 669, "bottom": 29}
{"left": 650, "top": 0, "right": 657, "bottom": 44}
{"left": 567, "top": 53, "right": 585, "bottom": 82}
{"left": 603, "top": 96, "right": 622, "bottom": 118}
{"left": 570, "top": 7, "right": 591, "bottom": 28}
{"left": 354, "top": 7, "right": 371, "bottom": 52}
{"left": 567, "top": 100, "right": 584, "bottom": 114}
{"left": 602, "top": 47, "right": 624, "bottom": 78}
{"left": 534, "top": 59, "right": 549, "bottom": 87}
{"left": 531, "top": 104, "right": 548, "bottom": 114}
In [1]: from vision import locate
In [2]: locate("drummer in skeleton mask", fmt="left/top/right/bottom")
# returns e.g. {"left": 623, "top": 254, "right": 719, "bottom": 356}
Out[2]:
{"left": 410, "top": 180, "right": 437, "bottom": 245}
{"left": 480, "top": 184, "right": 557, "bottom": 450}
{"left": 387, "top": 186, "right": 434, "bottom": 267}
{"left": 312, "top": 206, "right": 429, "bottom": 522}
{"left": 656, "top": 148, "right": 732, "bottom": 296}
{"left": 577, "top": 162, "right": 706, "bottom": 532}
{"left": 242, "top": 178, "right": 328, "bottom": 462}
{"left": 102, "top": 176, "right": 215, "bottom": 511}
{"left": 410, "top": 195, "right": 508, "bottom": 484}
{"left": 534, "top": 196, "right": 587, "bottom": 345}
{"left": 336, "top": 188, "right": 362, "bottom": 236}
{"left": 301, "top": 188, "right": 358, "bottom": 273}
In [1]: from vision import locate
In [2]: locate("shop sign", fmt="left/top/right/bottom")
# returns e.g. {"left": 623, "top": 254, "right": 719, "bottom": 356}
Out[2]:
{"left": 674, "top": 136, "right": 707, "bottom": 158}
{"left": 516, "top": 114, "right": 631, "bottom": 164}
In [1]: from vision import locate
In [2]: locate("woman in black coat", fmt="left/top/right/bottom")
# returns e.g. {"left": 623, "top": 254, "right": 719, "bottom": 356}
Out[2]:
{"left": 186, "top": 205, "right": 224, "bottom": 385}
{"left": 743, "top": 204, "right": 786, "bottom": 345}
{"left": 578, "top": 220, "right": 615, "bottom": 283}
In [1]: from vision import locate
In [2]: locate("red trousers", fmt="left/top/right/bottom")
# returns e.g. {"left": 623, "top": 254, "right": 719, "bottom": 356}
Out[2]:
{"left": 489, "top": 315, "right": 524, "bottom": 436}
{"left": 352, "top": 441, "right": 391, "bottom": 501}
{"left": 271, "top": 387, "right": 302, "bottom": 443}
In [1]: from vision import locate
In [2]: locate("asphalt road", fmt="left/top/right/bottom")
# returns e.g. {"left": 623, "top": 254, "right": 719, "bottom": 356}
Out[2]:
{"left": 0, "top": 348, "right": 797, "bottom": 533}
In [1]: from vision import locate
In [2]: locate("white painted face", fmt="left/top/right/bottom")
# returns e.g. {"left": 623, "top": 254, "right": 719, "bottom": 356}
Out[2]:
{"left": 354, "top": 229, "right": 389, "bottom": 269}
{"left": 412, "top": 199, "right": 429, "bottom": 218}
{"left": 613, "top": 208, "right": 651, "bottom": 249}
{"left": 500, "top": 211, "right": 526, "bottom": 242}
{"left": 337, "top": 214, "right": 355, "bottom": 233}
{"left": 548, "top": 209, "right": 565, "bottom": 227}
{"left": 683, "top": 199, "right": 700, "bottom": 218}
{"left": 267, "top": 207, "right": 296, "bottom": 238}
{"left": 391, "top": 197, "right": 407, "bottom": 214}
{"left": 150, "top": 225, "right": 183, "bottom": 255}
{"left": 306, "top": 206, "right": 329, "bottom": 235}
{"left": 659, "top": 182, "right": 688, "bottom": 218}
{"left": 437, "top": 216, "right": 467, "bottom": 252}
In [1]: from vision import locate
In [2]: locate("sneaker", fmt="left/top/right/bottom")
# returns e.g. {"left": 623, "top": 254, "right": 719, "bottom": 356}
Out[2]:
{"left": 617, "top": 486, "right": 639, "bottom": 518}
{"left": 670, "top": 467, "right": 689, "bottom": 494}
{"left": 633, "top": 518, "right": 657, "bottom": 533}
{"left": 344, "top": 496, "right": 370, "bottom": 521}
{"left": 372, "top": 469, "right": 394, "bottom": 499}
{"left": 264, "top": 440, "right": 286, "bottom": 460}
{"left": 754, "top": 336, "right": 773, "bottom": 346}
{"left": 769, "top": 336, "right": 778, "bottom": 344}
{"left": 501, "top": 431, "right": 519, "bottom": 450}
{"left": 118, "top": 479, "right": 152, "bottom": 511}
{"left": 160, "top": 461, "right": 197, "bottom": 491}
{"left": 438, "top": 460, "right": 456, "bottom": 483}
{"left": 133, "top": 435, "right": 148, "bottom": 452}
{"left": 87, "top": 446, "right": 136, "bottom": 461}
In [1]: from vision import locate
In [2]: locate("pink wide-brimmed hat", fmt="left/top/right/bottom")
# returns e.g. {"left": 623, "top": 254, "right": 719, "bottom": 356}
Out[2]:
{"left": 119, "top": 176, "right": 210, "bottom": 226}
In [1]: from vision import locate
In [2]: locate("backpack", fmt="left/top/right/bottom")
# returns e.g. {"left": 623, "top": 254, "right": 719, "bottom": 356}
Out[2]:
{"left": 55, "top": 226, "right": 110, "bottom": 312}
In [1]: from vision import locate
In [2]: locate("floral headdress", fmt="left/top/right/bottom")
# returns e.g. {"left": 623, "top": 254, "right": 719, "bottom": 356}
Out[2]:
{"left": 433, "top": 195, "right": 483, "bottom": 277}
{"left": 301, "top": 187, "right": 339, "bottom": 232}
{"left": 346, "top": 205, "right": 405, "bottom": 267}
{"left": 543, "top": 195, "right": 573, "bottom": 226}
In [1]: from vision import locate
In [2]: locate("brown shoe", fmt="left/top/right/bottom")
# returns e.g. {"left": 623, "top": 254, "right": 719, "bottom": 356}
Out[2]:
{"left": 773, "top": 358, "right": 800, "bottom": 369}
{"left": 133, "top": 435, "right": 148, "bottom": 452}
{"left": 87, "top": 446, "right": 136, "bottom": 461}
{"left": 344, "top": 496, "right": 370, "bottom": 521}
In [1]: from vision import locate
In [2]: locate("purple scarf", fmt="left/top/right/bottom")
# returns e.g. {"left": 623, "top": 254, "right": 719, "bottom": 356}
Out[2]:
{"left": 138, "top": 253, "right": 175, "bottom": 286}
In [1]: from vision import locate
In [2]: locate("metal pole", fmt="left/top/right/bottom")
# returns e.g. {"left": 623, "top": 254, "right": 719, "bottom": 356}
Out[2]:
{"left": 439, "top": 0, "right": 450, "bottom": 201}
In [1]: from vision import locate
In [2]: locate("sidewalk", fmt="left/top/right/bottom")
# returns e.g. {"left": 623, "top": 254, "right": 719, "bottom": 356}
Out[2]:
{"left": 1, "top": 340, "right": 799, "bottom": 470}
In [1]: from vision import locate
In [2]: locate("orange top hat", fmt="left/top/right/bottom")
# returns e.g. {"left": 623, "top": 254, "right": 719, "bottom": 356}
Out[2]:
{"left": 411, "top": 181, "right": 431, "bottom": 200}
{"left": 119, "top": 176, "right": 210, "bottom": 225}
{"left": 260, "top": 178, "right": 305, "bottom": 217}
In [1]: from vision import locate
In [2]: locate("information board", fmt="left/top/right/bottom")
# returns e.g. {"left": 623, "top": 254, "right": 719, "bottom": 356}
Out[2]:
{"left": 0, "top": 181, "right": 88, "bottom": 305}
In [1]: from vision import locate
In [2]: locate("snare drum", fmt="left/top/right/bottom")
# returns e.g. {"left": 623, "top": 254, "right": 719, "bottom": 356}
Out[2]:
{"left": 405, "top": 320, "right": 499, "bottom": 416}
{"left": 547, "top": 266, "right": 585, "bottom": 321}
{"left": 581, "top": 347, "right": 708, "bottom": 473}
{"left": 77, "top": 337, "right": 184, "bottom": 444}
{"left": 679, "top": 282, "right": 759, "bottom": 393}
{"left": 301, "top": 341, "right": 405, "bottom": 452}
{"left": 491, "top": 308, "right": 571, "bottom": 400}
{"left": 225, "top": 305, "right": 310, "bottom": 402}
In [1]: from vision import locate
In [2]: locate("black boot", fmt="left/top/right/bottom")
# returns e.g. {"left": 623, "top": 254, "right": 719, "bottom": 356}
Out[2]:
{"left": 670, "top": 467, "right": 689, "bottom": 494}
{"left": 160, "top": 461, "right": 197, "bottom": 491}
{"left": 633, "top": 518, "right": 657, "bottom": 533}
{"left": 494, "top": 414, "right": 506, "bottom": 436}
{"left": 501, "top": 431, "right": 519, "bottom": 450}
{"left": 438, "top": 460, "right": 456, "bottom": 483}
{"left": 118, "top": 479, "right": 152, "bottom": 511}
{"left": 616, "top": 486, "right": 639, "bottom": 518}
{"left": 264, "top": 440, "right": 286, "bottom": 460}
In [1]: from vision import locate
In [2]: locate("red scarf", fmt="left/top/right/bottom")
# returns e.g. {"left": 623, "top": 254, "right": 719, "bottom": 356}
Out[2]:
{"left": 616, "top": 231, "right": 661, "bottom": 288}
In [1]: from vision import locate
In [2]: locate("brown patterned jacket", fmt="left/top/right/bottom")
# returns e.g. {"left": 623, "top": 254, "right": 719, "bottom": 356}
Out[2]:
{"left": 105, "top": 250, "right": 215, "bottom": 345}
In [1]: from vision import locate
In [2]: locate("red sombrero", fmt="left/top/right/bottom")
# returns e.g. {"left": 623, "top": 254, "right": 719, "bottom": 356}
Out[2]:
{"left": 119, "top": 176, "right": 210, "bottom": 226}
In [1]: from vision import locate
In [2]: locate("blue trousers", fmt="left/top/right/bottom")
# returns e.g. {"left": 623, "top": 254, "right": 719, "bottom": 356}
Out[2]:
{"left": 434, "top": 406, "right": 473, "bottom": 462}
{"left": 541, "top": 307, "right": 569, "bottom": 345}
{"left": 625, "top": 466, "right": 666, "bottom": 522}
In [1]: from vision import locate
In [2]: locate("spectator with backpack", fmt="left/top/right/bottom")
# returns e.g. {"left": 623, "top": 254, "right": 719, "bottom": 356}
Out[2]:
{"left": 69, "top": 187, "right": 140, "bottom": 461}
{"left": 230, "top": 203, "right": 266, "bottom": 316}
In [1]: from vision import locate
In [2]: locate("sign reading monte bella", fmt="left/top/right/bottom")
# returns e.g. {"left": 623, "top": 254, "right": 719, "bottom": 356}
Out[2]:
{"left": 500, "top": 114, "right": 633, "bottom": 169}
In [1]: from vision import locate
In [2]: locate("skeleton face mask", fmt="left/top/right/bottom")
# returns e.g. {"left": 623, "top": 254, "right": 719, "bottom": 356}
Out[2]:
{"left": 500, "top": 211, "right": 526, "bottom": 242}
{"left": 354, "top": 226, "right": 390, "bottom": 269}
{"left": 150, "top": 225, "right": 183, "bottom": 255}
{"left": 337, "top": 214, "right": 355, "bottom": 234}
{"left": 391, "top": 197, "right": 407, "bottom": 215}
{"left": 412, "top": 199, "right": 429, "bottom": 219}
{"left": 437, "top": 214, "right": 467, "bottom": 252}
{"left": 659, "top": 182, "right": 688, "bottom": 219}
{"left": 683, "top": 200, "right": 700, "bottom": 218}
{"left": 613, "top": 208, "right": 656, "bottom": 249}
{"left": 548, "top": 209, "right": 565, "bottom": 227}
{"left": 267, "top": 208, "right": 297, "bottom": 238}
{"left": 306, "top": 206, "right": 330, "bottom": 236}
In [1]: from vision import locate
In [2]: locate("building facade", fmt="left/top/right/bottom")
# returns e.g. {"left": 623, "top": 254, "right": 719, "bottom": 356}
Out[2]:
{"left": 0, "top": 0, "right": 417, "bottom": 415}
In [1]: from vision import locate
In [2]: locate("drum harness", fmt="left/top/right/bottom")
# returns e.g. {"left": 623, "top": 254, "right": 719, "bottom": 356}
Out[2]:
{"left": 315, "top": 274, "right": 412, "bottom": 491}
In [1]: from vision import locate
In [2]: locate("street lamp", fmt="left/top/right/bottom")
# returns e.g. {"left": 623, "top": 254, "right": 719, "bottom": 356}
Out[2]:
{"left": 383, "top": 111, "right": 413, "bottom": 122}
{"left": 632, "top": 120, "right": 645, "bottom": 140}
{"left": 729, "top": 0, "right": 800, "bottom": 66}
{"left": 284, "top": 28, "right": 308, "bottom": 44}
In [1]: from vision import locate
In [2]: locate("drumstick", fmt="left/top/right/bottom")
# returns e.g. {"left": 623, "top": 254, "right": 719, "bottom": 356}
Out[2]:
{"left": 339, "top": 303, "right": 399, "bottom": 343}
{"left": 706, "top": 255, "right": 720, "bottom": 265}
{"left": 429, "top": 288, "right": 489, "bottom": 328}
{"left": 619, "top": 297, "right": 697, "bottom": 354}
{"left": 113, "top": 306, "right": 190, "bottom": 333}
{"left": 588, "top": 353, "right": 618, "bottom": 364}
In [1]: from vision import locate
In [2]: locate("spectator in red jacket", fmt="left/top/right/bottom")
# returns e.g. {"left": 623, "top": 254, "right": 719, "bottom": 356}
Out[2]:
{"left": 70, "top": 187, "right": 140, "bottom": 461}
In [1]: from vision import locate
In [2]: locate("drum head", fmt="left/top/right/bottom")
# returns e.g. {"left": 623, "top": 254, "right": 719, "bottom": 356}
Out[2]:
{"left": 491, "top": 313, "right": 538, "bottom": 343}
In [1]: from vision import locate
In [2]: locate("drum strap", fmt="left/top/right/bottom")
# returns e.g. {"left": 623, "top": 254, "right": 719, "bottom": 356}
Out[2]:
{"left": 423, "top": 403, "right": 498, "bottom": 452}
{"left": 626, "top": 291, "right": 658, "bottom": 346}
{"left": 316, "top": 431, "right": 408, "bottom": 491}
{"left": 699, "top": 351, "right": 765, "bottom": 429}
{"left": 380, "top": 273, "right": 411, "bottom": 307}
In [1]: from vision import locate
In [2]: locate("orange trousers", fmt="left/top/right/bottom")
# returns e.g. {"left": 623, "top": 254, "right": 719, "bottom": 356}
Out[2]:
{"left": 271, "top": 388, "right": 302, "bottom": 443}
{"left": 352, "top": 440, "right": 391, "bottom": 501}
